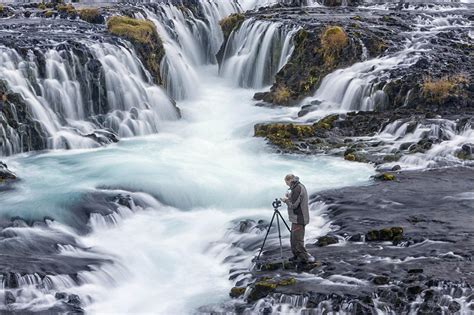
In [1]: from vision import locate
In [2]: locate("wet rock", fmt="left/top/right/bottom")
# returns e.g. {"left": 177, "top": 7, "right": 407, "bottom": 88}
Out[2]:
{"left": 0, "top": 162, "right": 16, "bottom": 182}
{"left": 366, "top": 227, "right": 403, "bottom": 242}
{"left": 55, "top": 292, "right": 68, "bottom": 300}
{"left": 247, "top": 280, "right": 278, "bottom": 301}
{"left": 348, "top": 233, "right": 362, "bottom": 242}
{"left": 67, "top": 294, "right": 81, "bottom": 307}
{"left": 373, "top": 275, "right": 390, "bottom": 285}
{"left": 316, "top": 235, "right": 339, "bottom": 247}
{"left": 229, "top": 287, "right": 246, "bottom": 298}
{"left": 391, "top": 165, "right": 401, "bottom": 171}
{"left": 448, "top": 301, "right": 461, "bottom": 313}
{"left": 4, "top": 291, "right": 15, "bottom": 305}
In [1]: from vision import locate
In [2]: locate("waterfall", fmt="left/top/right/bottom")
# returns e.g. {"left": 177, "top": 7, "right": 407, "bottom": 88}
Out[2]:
{"left": 219, "top": 19, "right": 299, "bottom": 88}
{"left": 0, "top": 41, "right": 178, "bottom": 156}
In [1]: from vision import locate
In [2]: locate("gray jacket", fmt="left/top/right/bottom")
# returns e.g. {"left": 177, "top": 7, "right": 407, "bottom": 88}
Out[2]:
{"left": 285, "top": 177, "right": 310, "bottom": 225}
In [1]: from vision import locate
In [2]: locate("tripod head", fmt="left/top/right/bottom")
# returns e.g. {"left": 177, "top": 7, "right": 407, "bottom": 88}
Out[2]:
{"left": 272, "top": 198, "right": 282, "bottom": 210}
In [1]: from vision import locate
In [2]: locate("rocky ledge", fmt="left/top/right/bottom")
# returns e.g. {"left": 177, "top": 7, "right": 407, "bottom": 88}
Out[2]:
{"left": 225, "top": 166, "right": 474, "bottom": 313}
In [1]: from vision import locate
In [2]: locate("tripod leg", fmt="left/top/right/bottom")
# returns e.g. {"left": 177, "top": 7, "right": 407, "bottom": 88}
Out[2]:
{"left": 276, "top": 214, "right": 285, "bottom": 269}
{"left": 276, "top": 210, "right": 291, "bottom": 233}
{"left": 256, "top": 211, "right": 276, "bottom": 261}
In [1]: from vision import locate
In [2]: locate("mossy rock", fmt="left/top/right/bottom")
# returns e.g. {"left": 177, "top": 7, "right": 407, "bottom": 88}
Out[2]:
{"left": 254, "top": 123, "right": 315, "bottom": 151}
{"left": 229, "top": 287, "right": 246, "bottom": 298}
{"left": 248, "top": 281, "right": 277, "bottom": 301}
{"left": 373, "top": 275, "right": 390, "bottom": 285}
{"left": 78, "top": 8, "right": 104, "bottom": 24}
{"left": 366, "top": 227, "right": 403, "bottom": 242}
{"left": 314, "top": 114, "right": 339, "bottom": 130}
{"left": 379, "top": 228, "right": 393, "bottom": 241}
{"left": 316, "top": 235, "right": 338, "bottom": 247}
{"left": 219, "top": 13, "right": 245, "bottom": 39}
{"left": 278, "top": 277, "right": 297, "bottom": 286}
{"left": 366, "top": 230, "right": 380, "bottom": 241}
{"left": 344, "top": 153, "right": 356, "bottom": 161}
{"left": 374, "top": 173, "right": 396, "bottom": 181}
{"left": 107, "top": 16, "right": 165, "bottom": 85}
{"left": 107, "top": 16, "right": 157, "bottom": 45}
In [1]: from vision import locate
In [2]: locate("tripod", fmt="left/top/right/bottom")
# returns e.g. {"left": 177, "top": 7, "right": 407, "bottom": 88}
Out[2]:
{"left": 256, "top": 199, "right": 292, "bottom": 268}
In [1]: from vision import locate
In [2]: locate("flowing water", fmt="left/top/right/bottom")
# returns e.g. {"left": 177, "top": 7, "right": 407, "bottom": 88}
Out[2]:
{"left": 1, "top": 65, "right": 374, "bottom": 312}
{"left": 0, "top": 1, "right": 375, "bottom": 312}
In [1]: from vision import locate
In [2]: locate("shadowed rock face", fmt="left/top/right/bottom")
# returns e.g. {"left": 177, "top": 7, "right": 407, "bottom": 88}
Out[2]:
{"left": 226, "top": 167, "right": 474, "bottom": 313}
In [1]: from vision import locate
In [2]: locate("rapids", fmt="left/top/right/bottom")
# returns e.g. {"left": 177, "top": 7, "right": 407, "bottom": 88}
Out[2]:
{"left": 1, "top": 65, "right": 374, "bottom": 313}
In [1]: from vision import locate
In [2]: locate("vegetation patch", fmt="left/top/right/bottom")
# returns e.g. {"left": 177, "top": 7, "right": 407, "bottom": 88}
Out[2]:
{"left": 78, "top": 8, "right": 104, "bottom": 24}
{"left": 320, "top": 25, "right": 349, "bottom": 65}
{"left": 273, "top": 85, "right": 291, "bottom": 105}
{"left": 108, "top": 16, "right": 158, "bottom": 45}
{"left": 219, "top": 13, "right": 245, "bottom": 39}
{"left": 422, "top": 74, "right": 469, "bottom": 104}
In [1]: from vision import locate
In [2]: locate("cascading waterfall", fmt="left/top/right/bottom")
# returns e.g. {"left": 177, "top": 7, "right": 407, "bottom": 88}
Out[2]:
{"left": 0, "top": 41, "right": 178, "bottom": 156}
{"left": 219, "top": 19, "right": 299, "bottom": 88}
{"left": 299, "top": 39, "right": 424, "bottom": 116}
{"left": 375, "top": 118, "right": 474, "bottom": 169}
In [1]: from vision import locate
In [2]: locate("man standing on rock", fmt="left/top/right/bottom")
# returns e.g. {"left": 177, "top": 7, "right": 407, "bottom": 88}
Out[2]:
{"left": 281, "top": 174, "right": 315, "bottom": 263}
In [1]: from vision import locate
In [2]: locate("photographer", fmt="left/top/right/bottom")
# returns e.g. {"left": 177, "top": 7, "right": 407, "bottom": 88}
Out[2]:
{"left": 280, "top": 174, "right": 315, "bottom": 263}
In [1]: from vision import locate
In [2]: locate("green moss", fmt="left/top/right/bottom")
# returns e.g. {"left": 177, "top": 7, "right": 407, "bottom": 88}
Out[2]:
{"left": 229, "top": 287, "right": 246, "bottom": 298}
{"left": 219, "top": 13, "right": 245, "bottom": 39}
{"left": 0, "top": 5, "right": 4, "bottom": 13}
{"left": 107, "top": 16, "right": 157, "bottom": 45}
{"left": 45, "top": 10, "right": 54, "bottom": 18}
{"left": 314, "top": 114, "right": 338, "bottom": 130}
{"left": 38, "top": 3, "right": 47, "bottom": 10}
{"left": 78, "top": 8, "right": 103, "bottom": 24}
{"left": 107, "top": 16, "right": 164, "bottom": 84}
{"left": 382, "top": 173, "right": 395, "bottom": 181}
{"left": 255, "top": 123, "right": 316, "bottom": 150}
{"left": 278, "top": 277, "right": 297, "bottom": 286}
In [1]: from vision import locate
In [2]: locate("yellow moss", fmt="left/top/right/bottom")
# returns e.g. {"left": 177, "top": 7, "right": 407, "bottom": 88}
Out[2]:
{"left": 0, "top": 5, "right": 4, "bottom": 13}
{"left": 219, "top": 13, "right": 244, "bottom": 38}
{"left": 38, "top": 3, "right": 47, "bottom": 10}
{"left": 107, "top": 16, "right": 157, "bottom": 45}
{"left": 320, "top": 26, "right": 348, "bottom": 65}
{"left": 344, "top": 153, "right": 356, "bottom": 161}
{"left": 314, "top": 114, "right": 338, "bottom": 130}
{"left": 422, "top": 74, "right": 468, "bottom": 104}
{"left": 45, "top": 10, "right": 54, "bottom": 18}
{"left": 278, "top": 278, "right": 297, "bottom": 286}
{"left": 382, "top": 173, "right": 395, "bottom": 181}
{"left": 57, "top": 4, "right": 75, "bottom": 14}
{"left": 273, "top": 85, "right": 291, "bottom": 105}
{"left": 78, "top": 8, "right": 101, "bottom": 23}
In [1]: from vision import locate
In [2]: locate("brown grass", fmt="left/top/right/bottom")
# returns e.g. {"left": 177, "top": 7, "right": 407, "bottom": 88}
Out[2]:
{"left": 78, "top": 8, "right": 102, "bottom": 24}
{"left": 273, "top": 86, "right": 291, "bottom": 104}
{"left": 422, "top": 74, "right": 468, "bottom": 103}
{"left": 320, "top": 26, "right": 348, "bottom": 64}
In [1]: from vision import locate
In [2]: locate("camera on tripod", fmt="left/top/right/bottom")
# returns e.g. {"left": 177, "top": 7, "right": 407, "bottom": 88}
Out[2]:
{"left": 272, "top": 198, "right": 282, "bottom": 209}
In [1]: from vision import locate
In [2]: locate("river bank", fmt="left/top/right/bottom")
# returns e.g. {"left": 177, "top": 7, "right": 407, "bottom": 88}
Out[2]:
{"left": 224, "top": 166, "right": 474, "bottom": 314}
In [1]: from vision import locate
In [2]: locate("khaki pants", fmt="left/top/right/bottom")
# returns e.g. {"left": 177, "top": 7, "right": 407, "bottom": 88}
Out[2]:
{"left": 290, "top": 223, "right": 310, "bottom": 261}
